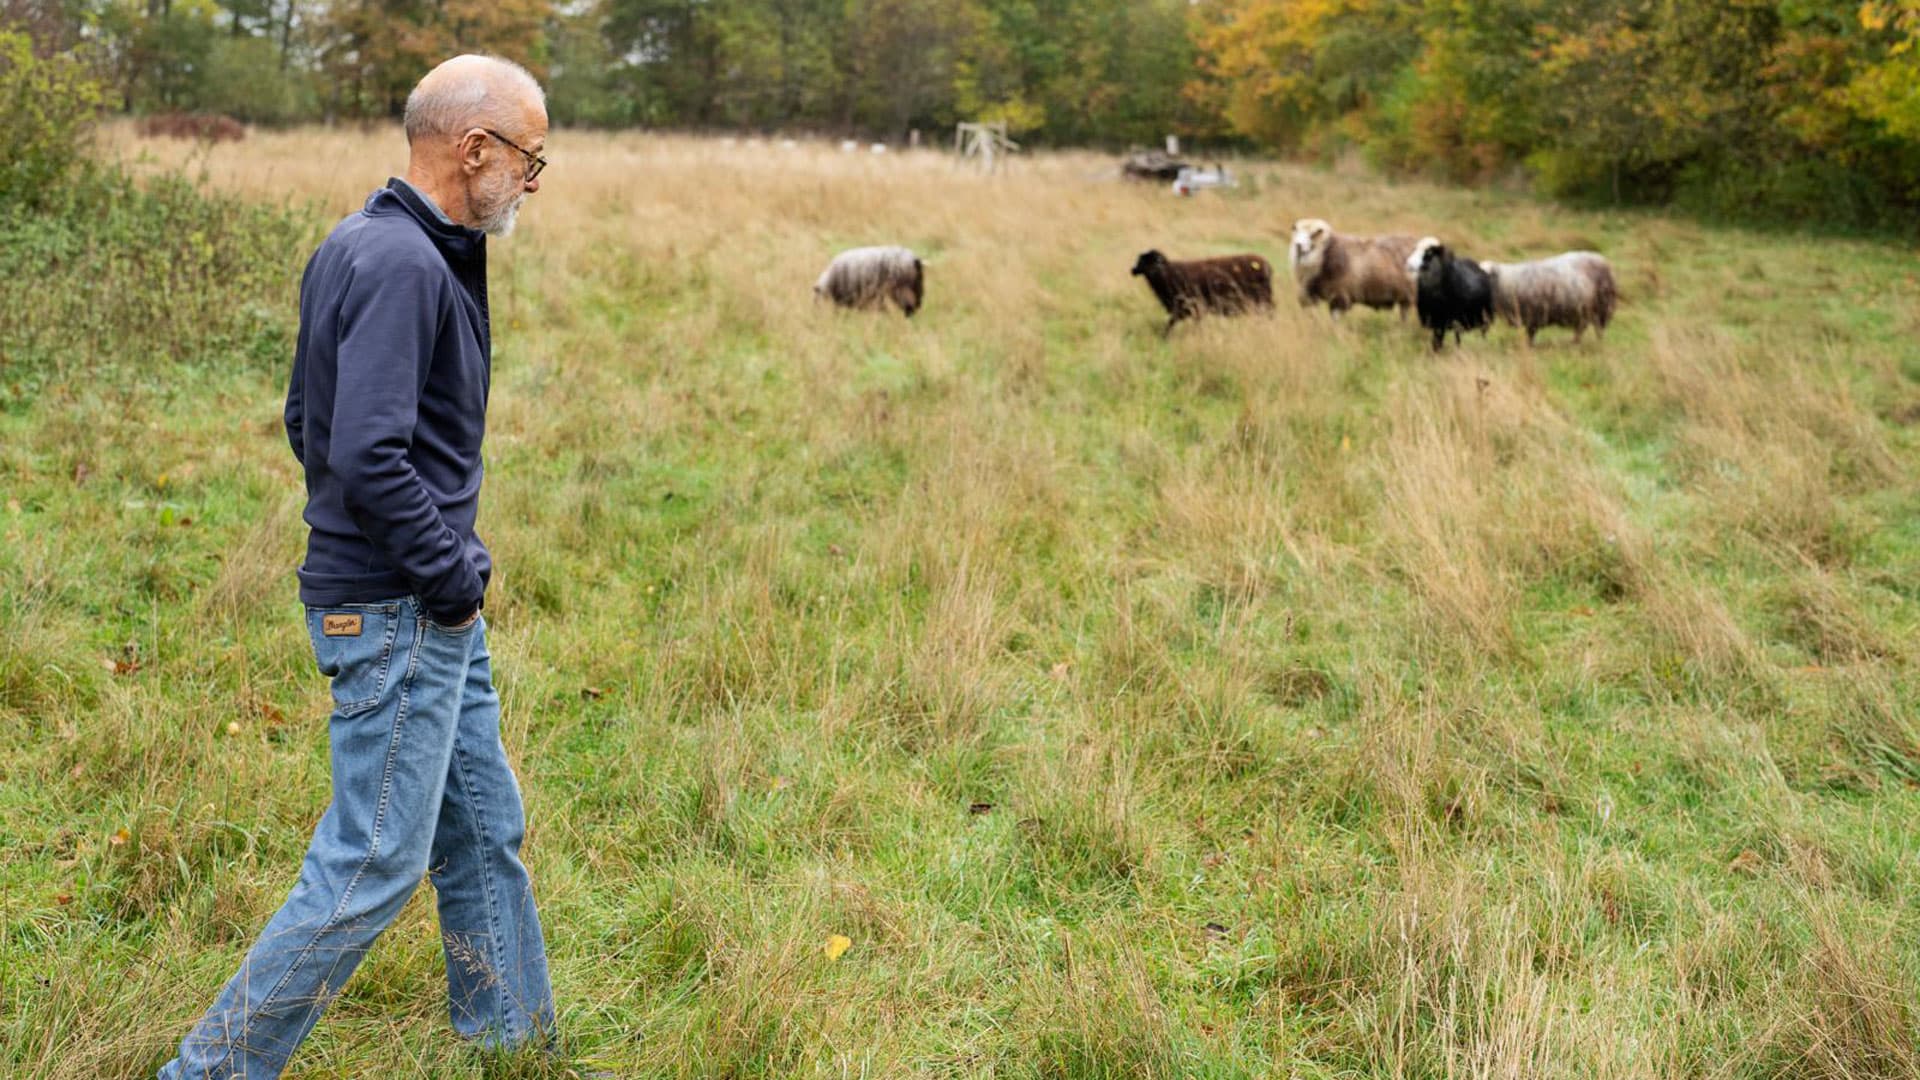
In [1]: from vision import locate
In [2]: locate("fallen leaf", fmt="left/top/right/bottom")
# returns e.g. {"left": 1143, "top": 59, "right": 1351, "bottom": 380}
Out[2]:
{"left": 824, "top": 934, "right": 852, "bottom": 961}
{"left": 5, "top": 499, "right": 18, "bottom": 514}
{"left": 828, "top": 543, "right": 845, "bottom": 557}
{"left": 55, "top": 893, "right": 73, "bottom": 906}
{"left": 1048, "top": 661, "right": 1071, "bottom": 680}
{"left": 103, "top": 657, "right": 141, "bottom": 676}
{"left": 1201, "top": 851, "right": 1227, "bottom": 869}
{"left": 72, "top": 462, "right": 91, "bottom": 486}
{"left": 109, "top": 828, "right": 129, "bottom": 848}
{"left": 1729, "top": 849, "right": 1765, "bottom": 876}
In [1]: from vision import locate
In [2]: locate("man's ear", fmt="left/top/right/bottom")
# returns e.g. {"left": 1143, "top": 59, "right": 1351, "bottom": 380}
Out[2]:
{"left": 458, "top": 129, "right": 489, "bottom": 174}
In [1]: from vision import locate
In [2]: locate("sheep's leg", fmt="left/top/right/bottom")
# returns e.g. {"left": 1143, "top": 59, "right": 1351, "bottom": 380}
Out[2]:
{"left": 1525, "top": 326, "right": 1538, "bottom": 347}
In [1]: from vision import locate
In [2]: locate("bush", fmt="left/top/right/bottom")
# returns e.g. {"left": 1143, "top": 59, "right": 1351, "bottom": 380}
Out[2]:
{"left": 0, "top": 164, "right": 310, "bottom": 403}
{"left": 0, "top": 29, "right": 103, "bottom": 209}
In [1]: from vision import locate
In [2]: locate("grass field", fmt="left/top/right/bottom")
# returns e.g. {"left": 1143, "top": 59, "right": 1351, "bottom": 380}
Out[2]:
{"left": 5, "top": 125, "right": 1920, "bottom": 1078}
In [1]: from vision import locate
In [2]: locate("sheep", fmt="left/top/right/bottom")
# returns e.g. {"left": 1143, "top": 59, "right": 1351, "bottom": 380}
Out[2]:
{"left": 814, "top": 246, "right": 924, "bottom": 317}
{"left": 1481, "top": 252, "right": 1618, "bottom": 344}
{"left": 1407, "top": 237, "right": 1495, "bottom": 352}
{"left": 1130, "top": 250, "right": 1274, "bottom": 335}
{"left": 1121, "top": 149, "right": 1188, "bottom": 183}
{"left": 1287, "top": 218, "right": 1417, "bottom": 318}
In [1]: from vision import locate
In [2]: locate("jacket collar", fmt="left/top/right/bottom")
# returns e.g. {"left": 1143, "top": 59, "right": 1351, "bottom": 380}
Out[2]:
{"left": 368, "top": 178, "right": 486, "bottom": 270}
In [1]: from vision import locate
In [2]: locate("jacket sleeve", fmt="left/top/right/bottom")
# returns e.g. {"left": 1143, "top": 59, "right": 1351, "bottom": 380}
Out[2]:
{"left": 284, "top": 359, "right": 305, "bottom": 467}
{"left": 284, "top": 259, "right": 314, "bottom": 466}
{"left": 324, "top": 259, "right": 485, "bottom": 624}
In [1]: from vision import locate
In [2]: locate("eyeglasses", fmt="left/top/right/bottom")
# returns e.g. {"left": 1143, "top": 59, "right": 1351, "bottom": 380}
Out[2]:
{"left": 483, "top": 128, "right": 547, "bottom": 182}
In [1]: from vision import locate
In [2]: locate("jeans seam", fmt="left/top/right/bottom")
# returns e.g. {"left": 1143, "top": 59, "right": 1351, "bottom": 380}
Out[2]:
{"left": 213, "top": 610, "right": 426, "bottom": 1075}
{"left": 451, "top": 725, "right": 515, "bottom": 1038}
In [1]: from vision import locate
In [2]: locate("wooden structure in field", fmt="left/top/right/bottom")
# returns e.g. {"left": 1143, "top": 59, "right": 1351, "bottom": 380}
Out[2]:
{"left": 954, "top": 121, "right": 1019, "bottom": 173}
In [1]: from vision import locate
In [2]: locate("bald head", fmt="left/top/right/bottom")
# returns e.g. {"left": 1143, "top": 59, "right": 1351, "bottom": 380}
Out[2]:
{"left": 404, "top": 55, "right": 545, "bottom": 144}
{"left": 401, "top": 55, "right": 548, "bottom": 237}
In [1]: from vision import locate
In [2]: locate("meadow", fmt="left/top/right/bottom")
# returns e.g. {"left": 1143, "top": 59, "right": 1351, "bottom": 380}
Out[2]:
{"left": 4, "top": 125, "right": 1920, "bottom": 1078}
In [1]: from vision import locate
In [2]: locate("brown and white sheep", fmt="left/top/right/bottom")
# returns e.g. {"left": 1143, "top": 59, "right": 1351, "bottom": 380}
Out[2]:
{"left": 1288, "top": 218, "right": 1417, "bottom": 318}
{"left": 814, "top": 246, "right": 925, "bottom": 317}
{"left": 1130, "top": 249, "right": 1274, "bottom": 335}
{"left": 1482, "top": 252, "right": 1617, "bottom": 344}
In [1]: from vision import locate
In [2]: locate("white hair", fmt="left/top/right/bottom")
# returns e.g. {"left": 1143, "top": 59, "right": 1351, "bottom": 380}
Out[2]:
{"left": 403, "top": 55, "right": 545, "bottom": 143}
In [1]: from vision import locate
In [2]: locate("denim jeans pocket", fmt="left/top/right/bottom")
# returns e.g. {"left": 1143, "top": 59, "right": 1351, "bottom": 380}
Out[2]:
{"left": 306, "top": 602, "right": 405, "bottom": 717}
{"left": 425, "top": 613, "right": 482, "bottom": 637}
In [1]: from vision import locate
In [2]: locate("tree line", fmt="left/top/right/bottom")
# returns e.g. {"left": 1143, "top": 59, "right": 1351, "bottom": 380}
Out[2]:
{"left": 8, "top": 0, "right": 1920, "bottom": 229}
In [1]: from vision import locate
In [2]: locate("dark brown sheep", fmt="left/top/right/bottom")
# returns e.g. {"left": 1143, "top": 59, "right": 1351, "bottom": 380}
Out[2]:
{"left": 1130, "top": 250, "right": 1274, "bottom": 335}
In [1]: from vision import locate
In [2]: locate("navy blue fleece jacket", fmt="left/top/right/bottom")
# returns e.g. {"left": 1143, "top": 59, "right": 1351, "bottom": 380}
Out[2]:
{"left": 284, "top": 179, "right": 493, "bottom": 625}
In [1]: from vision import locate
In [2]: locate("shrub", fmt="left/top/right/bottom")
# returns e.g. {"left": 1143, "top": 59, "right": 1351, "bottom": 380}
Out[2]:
{"left": 0, "top": 165, "right": 310, "bottom": 402}
{"left": 0, "top": 28, "right": 103, "bottom": 209}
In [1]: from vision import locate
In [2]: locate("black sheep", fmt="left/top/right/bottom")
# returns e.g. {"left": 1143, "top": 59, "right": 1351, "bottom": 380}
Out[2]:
{"left": 1130, "top": 250, "right": 1274, "bottom": 336}
{"left": 1410, "top": 240, "right": 1494, "bottom": 352}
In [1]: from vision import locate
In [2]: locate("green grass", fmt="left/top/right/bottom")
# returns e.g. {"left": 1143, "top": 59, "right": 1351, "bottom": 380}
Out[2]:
{"left": 5, "top": 133, "right": 1920, "bottom": 1077}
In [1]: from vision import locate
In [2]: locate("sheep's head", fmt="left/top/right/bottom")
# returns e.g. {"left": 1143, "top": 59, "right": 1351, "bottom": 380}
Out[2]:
{"left": 1414, "top": 242, "right": 1451, "bottom": 289}
{"left": 892, "top": 258, "right": 924, "bottom": 317}
{"left": 1406, "top": 236, "right": 1441, "bottom": 278}
{"left": 1289, "top": 219, "right": 1333, "bottom": 271}
{"left": 1131, "top": 250, "right": 1168, "bottom": 278}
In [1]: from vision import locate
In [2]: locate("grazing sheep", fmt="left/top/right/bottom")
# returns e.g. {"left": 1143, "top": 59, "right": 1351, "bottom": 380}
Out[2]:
{"left": 1130, "top": 250, "right": 1274, "bottom": 335}
{"left": 1121, "top": 149, "right": 1188, "bottom": 183}
{"left": 814, "top": 246, "right": 925, "bottom": 317}
{"left": 1288, "top": 218, "right": 1417, "bottom": 318}
{"left": 1407, "top": 238, "right": 1495, "bottom": 352}
{"left": 1482, "top": 252, "right": 1618, "bottom": 344}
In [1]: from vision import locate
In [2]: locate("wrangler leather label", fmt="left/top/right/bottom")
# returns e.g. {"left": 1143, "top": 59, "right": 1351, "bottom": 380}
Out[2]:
{"left": 322, "top": 614, "right": 364, "bottom": 637}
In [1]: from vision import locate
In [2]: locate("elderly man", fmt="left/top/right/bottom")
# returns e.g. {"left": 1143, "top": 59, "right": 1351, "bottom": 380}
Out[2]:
{"left": 160, "top": 55, "right": 555, "bottom": 1079}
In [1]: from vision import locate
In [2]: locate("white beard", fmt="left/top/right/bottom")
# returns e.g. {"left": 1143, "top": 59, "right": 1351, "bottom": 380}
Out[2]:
{"left": 479, "top": 194, "right": 524, "bottom": 237}
{"left": 471, "top": 170, "right": 527, "bottom": 237}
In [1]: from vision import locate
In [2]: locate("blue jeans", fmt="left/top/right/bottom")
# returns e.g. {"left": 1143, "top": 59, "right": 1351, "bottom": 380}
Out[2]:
{"left": 160, "top": 598, "right": 554, "bottom": 1079}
